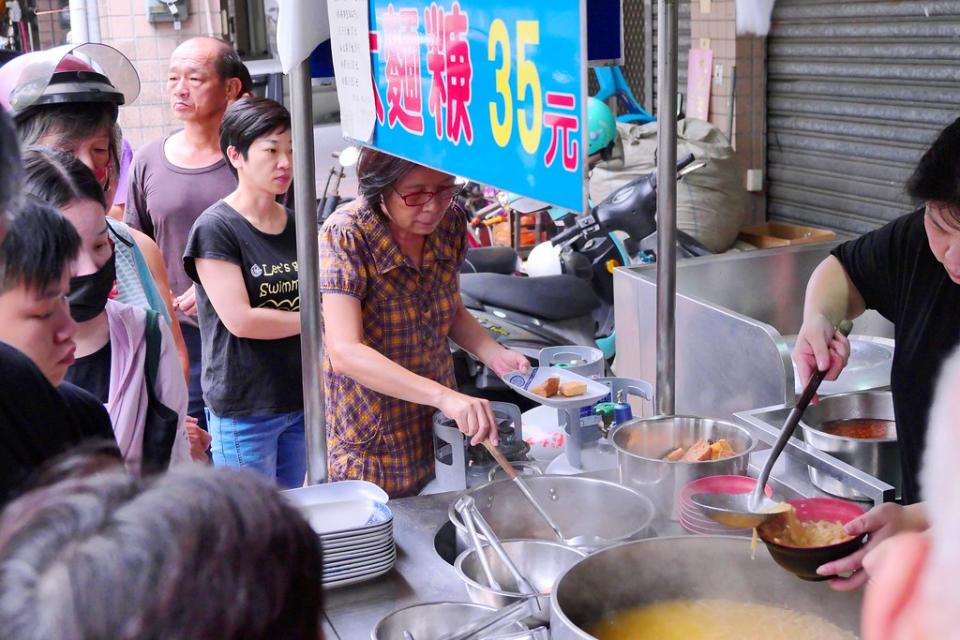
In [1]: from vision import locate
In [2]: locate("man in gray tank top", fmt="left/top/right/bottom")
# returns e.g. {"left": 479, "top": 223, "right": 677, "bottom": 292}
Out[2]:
{"left": 124, "top": 37, "right": 247, "bottom": 430}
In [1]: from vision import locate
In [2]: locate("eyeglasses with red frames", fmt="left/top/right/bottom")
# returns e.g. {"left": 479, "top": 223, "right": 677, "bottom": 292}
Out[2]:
{"left": 392, "top": 184, "right": 463, "bottom": 207}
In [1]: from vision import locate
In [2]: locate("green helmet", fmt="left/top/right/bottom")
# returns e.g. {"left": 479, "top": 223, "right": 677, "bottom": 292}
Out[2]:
{"left": 587, "top": 97, "right": 617, "bottom": 155}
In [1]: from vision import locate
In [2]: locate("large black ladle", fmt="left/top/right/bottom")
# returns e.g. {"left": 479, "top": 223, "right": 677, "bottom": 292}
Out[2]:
{"left": 692, "top": 320, "right": 854, "bottom": 529}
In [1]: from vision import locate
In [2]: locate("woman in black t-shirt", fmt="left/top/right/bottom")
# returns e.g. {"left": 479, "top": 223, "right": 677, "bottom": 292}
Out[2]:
{"left": 183, "top": 98, "right": 304, "bottom": 489}
{"left": 794, "top": 118, "right": 960, "bottom": 589}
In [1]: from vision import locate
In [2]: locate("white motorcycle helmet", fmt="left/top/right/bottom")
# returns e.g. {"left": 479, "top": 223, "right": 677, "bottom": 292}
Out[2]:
{"left": 525, "top": 240, "right": 563, "bottom": 277}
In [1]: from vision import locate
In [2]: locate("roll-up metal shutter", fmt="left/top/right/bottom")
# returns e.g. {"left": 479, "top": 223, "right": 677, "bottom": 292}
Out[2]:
{"left": 767, "top": 0, "right": 960, "bottom": 235}
{"left": 648, "top": 0, "right": 691, "bottom": 115}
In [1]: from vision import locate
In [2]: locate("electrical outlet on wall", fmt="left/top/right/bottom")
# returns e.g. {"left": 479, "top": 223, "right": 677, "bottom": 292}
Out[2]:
{"left": 713, "top": 64, "right": 723, "bottom": 86}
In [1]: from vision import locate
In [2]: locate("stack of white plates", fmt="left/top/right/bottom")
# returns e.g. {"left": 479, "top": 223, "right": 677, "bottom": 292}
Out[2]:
{"left": 319, "top": 501, "right": 396, "bottom": 587}
{"left": 283, "top": 480, "right": 397, "bottom": 588}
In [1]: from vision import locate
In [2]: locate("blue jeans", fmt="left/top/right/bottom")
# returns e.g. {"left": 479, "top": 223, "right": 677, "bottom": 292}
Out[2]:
{"left": 207, "top": 408, "right": 306, "bottom": 489}
{"left": 181, "top": 324, "right": 207, "bottom": 431}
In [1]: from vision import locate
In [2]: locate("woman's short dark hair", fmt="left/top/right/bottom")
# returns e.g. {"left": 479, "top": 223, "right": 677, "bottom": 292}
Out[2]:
{"left": 0, "top": 196, "right": 81, "bottom": 294}
{"left": 0, "top": 463, "right": 324, "bottom": 640}
{"left": 907, "top": 117, "right": 960, "bottom": 224}
{"left": 357, "top": 147, "right": 420, "bottom": 205}
{"left": 21, "top": 145, "right": 107, "bottom": 210}
{"left": 16, "top": 102, "right": 115, "bottom": 151}
{"left": 219, "top": 97, "right": 290, "bottom": 178}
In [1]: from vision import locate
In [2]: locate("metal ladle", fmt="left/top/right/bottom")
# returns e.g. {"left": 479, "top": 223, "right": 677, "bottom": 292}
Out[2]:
{"left": 482, "top": 442, "right": 567, "bottom": 542}
{"left": 692, "top": 320, "right": 854, "bottom": 529}
{"left": 481, "top": 442, "right": 605, "bottom": 548}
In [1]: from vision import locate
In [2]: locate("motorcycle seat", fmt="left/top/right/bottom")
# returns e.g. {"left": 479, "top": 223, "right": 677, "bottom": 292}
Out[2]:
{"left": 460, "top": 273, "right": 601, "bottom": 321}
{"left": 461, "top": 247, "right": 519, "bottom": 274}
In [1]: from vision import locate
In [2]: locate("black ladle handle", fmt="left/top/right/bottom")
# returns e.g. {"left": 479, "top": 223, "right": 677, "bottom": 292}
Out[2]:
{"left": 749, "top": 320, "right": 854, "bottom": 510}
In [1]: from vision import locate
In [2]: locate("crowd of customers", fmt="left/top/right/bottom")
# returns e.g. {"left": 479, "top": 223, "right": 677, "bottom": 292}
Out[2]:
{"left": 0, "top": 39, "right": 323, "bottom": 639}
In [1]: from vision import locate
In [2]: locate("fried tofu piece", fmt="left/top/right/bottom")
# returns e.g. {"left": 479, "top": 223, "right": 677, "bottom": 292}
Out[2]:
{"left": 709, "top": 438, "right": 736, "bottom": 460}
{"left": 681, "top": 439, "right": 713, "bottom": 462}
{"left": 663, "top": 447, "right": 686, "bottom": 461}
{"left": 559, "top": 381, "right": 587, "bottom": 397}
{"left": 532, "top": 376, "right": 560, "bottom": 397}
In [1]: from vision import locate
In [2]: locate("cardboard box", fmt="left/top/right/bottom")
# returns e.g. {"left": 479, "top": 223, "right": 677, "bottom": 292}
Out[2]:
{"left": 738, "top": 222, "right": 837, "bottom": 249}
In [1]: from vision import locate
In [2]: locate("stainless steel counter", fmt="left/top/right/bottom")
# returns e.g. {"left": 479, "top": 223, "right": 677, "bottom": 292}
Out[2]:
{"left": 324, "top": 489, "right": 470, "bottom": 640}
{"left": 321, "top": 458, "right": 829, "bottom": 639}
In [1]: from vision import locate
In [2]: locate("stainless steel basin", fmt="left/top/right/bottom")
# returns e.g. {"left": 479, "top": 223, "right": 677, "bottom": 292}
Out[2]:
{"left": 371, "top": 601, "right": 530, "bottom": 639}
{"left": 612, "top": 416, "right": 754, "bottom": 522}
{"left": 448, "top": 475, "right": 655, "bottom": 553}
{"left": 455, "top": 539, "right": 586, "bottom": 625}
{"left": 799, "top": 390, "right": 900, "bottom": 501}
{"left": 550, "top": 536, "right": 862, "bottom": 639}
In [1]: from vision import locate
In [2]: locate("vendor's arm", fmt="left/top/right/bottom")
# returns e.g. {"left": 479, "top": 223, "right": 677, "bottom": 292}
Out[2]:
{"left": 323, "top": 293, "right": 499, "bottom": 446}
{"left": 193, "top": 258, "right": 300, "bottom": 340}
{"left": 794, "top": 256, "right": 864, "bottom": 386}
{"left": 817, "top": 502, "right": 929, "bottom": 591}
{"left": 448, "top": 302, "right": 530, "bottom": 376}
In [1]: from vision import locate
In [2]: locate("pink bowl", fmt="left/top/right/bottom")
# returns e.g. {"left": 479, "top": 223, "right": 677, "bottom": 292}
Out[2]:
{"left": 680, "top": 475, "right": 773, "bottom": 504}
{"left": 679, "top": 512, "right": 751, "bottom": 536}
{"left": 757, "top": 497, "right": 867, "bottom": 581}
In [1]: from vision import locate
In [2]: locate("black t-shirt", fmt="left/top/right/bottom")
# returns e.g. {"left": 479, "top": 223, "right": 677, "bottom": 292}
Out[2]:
{"left": 183, "top": 201, "right": 303, "bottom": 417}
{"left": 63, "top": 342, "right": 111, "bottom": 403}
{"left": 0, "top": 342, "right": 117, "bottom": 503}
{"left": 832, "top": 208, "right": 960, "bottom": 504}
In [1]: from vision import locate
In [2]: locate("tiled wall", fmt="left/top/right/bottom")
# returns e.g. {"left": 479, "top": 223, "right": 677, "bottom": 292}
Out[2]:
{"left": 35, "top": 0, "right": 70, "bottom": 50}
{"left": 690, "top": 0, "right": 766, "bottom": 223}
{"left": 96, "top": 0, "right": 223, "bottom": 150}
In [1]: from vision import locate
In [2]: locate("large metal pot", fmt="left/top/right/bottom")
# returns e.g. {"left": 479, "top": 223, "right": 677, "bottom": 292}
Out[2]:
{"left": 550, "top": 536, "right": 862, "bottom": 639}
{"left": 454, "top": 539, "right": 586, "bottom": 624}
{"left": 612, "top": 416, "right": 754, "bottom": 522}
{"left": 799, "top": 390, "right": 901, "bottom": 501}
{"left": 448, "top": 475, "right": 655, "bottom": 553}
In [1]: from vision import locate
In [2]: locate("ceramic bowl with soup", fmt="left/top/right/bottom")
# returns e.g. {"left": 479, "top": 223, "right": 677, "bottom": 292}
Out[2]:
{"left": 757, "top": 498, "right": 866, "bottom": 581}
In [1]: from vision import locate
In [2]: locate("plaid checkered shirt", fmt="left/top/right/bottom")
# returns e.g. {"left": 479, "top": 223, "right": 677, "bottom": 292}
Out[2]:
{"left": 318, "top": 199, "right": 467, "bottom": 497}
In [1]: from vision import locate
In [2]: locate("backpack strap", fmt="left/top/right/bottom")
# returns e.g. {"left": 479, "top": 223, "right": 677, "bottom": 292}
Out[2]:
{"left": 144, "top": 309, "right": 161, "bottom": 390}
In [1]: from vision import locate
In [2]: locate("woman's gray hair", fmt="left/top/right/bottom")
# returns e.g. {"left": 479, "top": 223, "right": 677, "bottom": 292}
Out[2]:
{"left": 0, "top": 463, "right": 324, "bottom": 640}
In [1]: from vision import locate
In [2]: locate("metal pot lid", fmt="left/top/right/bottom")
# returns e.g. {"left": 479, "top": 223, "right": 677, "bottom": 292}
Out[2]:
{"left": 784, "top": 334, "right": 893, "bottom": 396}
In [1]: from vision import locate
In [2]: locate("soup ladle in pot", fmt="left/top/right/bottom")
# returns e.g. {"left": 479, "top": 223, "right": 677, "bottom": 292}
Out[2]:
{"left": 482, "top": 441, "right": 568, "bottom": 543}
{"left": 692, "top": 321, "right": 853, "bottom": 530}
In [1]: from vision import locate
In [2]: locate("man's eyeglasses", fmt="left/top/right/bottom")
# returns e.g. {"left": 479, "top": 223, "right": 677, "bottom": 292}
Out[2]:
{"left": 392, "top": 185, "right": 463, "bottom": 207}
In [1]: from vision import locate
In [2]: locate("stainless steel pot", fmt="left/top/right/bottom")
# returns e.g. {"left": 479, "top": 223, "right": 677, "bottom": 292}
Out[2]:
{"left": 448, "top": 475, "right": 655, "bottom": 553}
{"left": 612, "top": 416, "right": 754, "bottom": 522}
{"left": 454, "top": 540, "right": 586, "bottom": 625}
{"left": 799, "top": 390, "right": 901, "bottom": 501}
{"left": 550, "top": 536, "right": 862, "bottom": 639}
{"left": 371, "top": 601, "right": 530, "bottom": 640}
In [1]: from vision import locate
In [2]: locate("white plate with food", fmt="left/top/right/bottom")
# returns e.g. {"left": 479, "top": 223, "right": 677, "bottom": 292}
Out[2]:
{"left": 502, "top": 367, "right": 609, "bottom": 408}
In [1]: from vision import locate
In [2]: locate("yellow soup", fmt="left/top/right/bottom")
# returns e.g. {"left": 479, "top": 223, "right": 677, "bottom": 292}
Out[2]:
{"left": 588, "top": 599, "right": 857, "bottom": 640}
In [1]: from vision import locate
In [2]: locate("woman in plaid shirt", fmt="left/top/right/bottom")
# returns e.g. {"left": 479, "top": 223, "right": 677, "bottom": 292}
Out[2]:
{"left": 319, "top": 149, "right": 530, "bottom": 497}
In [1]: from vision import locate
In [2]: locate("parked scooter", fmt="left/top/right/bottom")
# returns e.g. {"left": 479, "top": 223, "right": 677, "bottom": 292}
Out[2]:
{"left": 456, "top": 154, "right": 708, "bottom": 390}
{"left": 317, "top": 145, "right": 359, "bottom": 224}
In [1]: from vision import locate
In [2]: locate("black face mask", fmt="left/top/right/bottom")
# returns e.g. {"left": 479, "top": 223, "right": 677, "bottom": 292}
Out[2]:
{"left": 68, "top": 253, "right": 116, "bottom": 322}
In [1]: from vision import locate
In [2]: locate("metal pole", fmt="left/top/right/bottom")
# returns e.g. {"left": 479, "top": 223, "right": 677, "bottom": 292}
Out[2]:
{"left": 655, "top": 0, "right": 678, "bottom": 416}
{"left": 85, "top": 0, "right": 100, "bottom": 43}
{"left": 68, "top": 0, "right": 89, "bottom": 44}
{"left": 290, "top": 60, "right": 327, "bottom": 484}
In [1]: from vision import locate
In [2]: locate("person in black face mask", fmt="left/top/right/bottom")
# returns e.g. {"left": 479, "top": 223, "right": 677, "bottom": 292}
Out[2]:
{"left": 68, "top": 253, "right": 116, "bottom": 322}
{"left": 22, "top": 147, "right": 205, "bottom": 472}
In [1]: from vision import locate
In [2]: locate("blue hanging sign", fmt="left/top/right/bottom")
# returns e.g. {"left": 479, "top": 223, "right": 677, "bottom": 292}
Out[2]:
{"left": 357, "top": 0, "right": 588, "bottom": 213}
